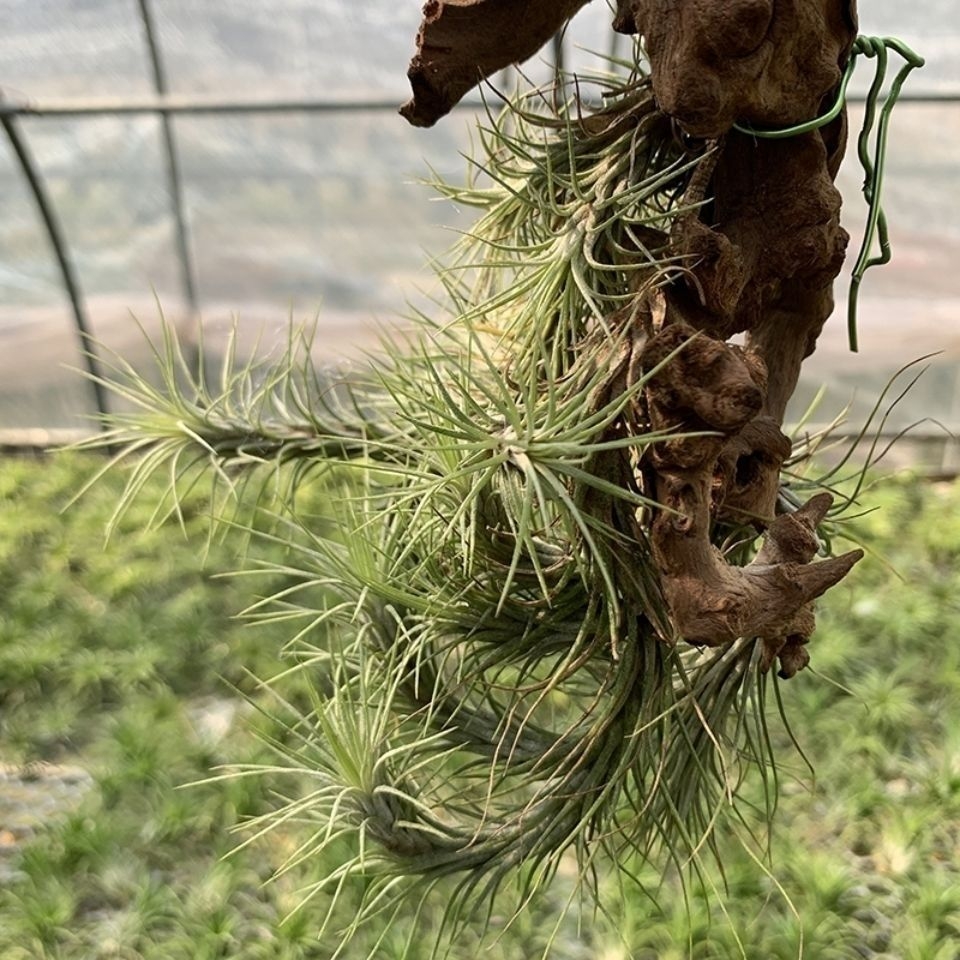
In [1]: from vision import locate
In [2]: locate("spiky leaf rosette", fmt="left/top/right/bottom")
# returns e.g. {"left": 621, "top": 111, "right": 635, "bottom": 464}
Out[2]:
{"left": 79, "top": 62, "right": 803, "bottom": 946}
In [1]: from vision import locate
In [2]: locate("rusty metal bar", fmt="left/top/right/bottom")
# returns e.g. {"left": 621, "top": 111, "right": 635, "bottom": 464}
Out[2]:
{"left": 0, "top": 110, "right": 110, "bottom": 422}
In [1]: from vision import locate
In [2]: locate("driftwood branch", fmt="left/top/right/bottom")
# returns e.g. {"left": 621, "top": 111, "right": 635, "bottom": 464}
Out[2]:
{"left": 401, "top": 0, "right": 864, "bottom": 676}
{"left": 614, "top": 0, "right": 857, "bottom": 137}
{"left": 401, "top": 0, "right": 593, "bottom": 127}
{"left": 626, "top": 0, "right": 862, "bottom": 674}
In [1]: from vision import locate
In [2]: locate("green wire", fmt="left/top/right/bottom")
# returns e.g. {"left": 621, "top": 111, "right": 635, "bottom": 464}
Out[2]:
{"left": 732, "top": 36, "right": 924, "bottom": 352}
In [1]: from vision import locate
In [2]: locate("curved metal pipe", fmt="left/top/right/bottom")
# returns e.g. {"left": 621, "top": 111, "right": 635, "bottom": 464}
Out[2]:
{"left": 1, "top": 109, "right": 109, "bottom": 422}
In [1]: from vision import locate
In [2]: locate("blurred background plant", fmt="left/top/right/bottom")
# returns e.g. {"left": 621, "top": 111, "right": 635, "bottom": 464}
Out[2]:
{"left": 0, "top": 454, "right": 959, "bottom": 958}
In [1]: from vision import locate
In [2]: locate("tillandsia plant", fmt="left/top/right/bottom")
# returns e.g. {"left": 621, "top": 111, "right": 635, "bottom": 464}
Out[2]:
{"left": 76, "top": 0, "right": 924, "bottom": 951}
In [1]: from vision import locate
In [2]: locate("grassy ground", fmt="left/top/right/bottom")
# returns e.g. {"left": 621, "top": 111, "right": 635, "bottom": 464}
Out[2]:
{"left": 0, "top": 453, "right": 958, "bottom": 958}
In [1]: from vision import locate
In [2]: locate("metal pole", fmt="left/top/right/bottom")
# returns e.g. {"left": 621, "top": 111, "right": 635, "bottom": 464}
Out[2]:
{"left": 0, "top": 91, "right": 954, "bottom": 120}
{"left": 551, "top": 31, "right": 566, "bottom": 112}
{"left": 608, "top": 25, "right": 624, "bottom": 64}
{"left": 552, "top": 32, "right": 566, "bottom": 82}
{"left": 942, "top": 366, "right": 960, "bottom": 475}
{"left": 0, "top": 110, "right": 110, "bottom": 422}
{"left": 135, "top": 0, "right": 201, "bottom": 376}
{"left": 0, "top": 95, "right": 485, "bottom": 118}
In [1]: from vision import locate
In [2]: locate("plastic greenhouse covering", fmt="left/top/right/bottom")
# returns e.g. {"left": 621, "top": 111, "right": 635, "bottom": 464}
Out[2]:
{"left": 0, "top": 0, "right": 958, "bottom": 461}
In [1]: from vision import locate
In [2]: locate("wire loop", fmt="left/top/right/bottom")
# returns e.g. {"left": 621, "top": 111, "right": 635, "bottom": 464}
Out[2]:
{"left": 733, "top": 36, "right": 924, "bottom": 352}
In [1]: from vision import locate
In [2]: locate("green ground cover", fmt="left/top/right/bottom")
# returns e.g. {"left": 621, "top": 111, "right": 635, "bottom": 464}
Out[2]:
{"left": 0, "top": 453, "right": 958, "bottom": 958}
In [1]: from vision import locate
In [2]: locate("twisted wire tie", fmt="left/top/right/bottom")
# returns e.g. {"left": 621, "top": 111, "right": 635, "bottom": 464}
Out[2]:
{"left": 732, "top": 36, "right": 925, "bottom": 352}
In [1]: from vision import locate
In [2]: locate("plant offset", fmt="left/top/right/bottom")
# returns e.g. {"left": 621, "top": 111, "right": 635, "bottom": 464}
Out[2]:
{"left": 76, "top": 0, "right": 922, "bottom": 948}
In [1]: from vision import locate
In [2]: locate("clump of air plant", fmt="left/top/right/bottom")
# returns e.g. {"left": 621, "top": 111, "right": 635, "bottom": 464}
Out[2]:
{"left": 78, "top": 60, "right": 801, "bottom": 942}
{"left": 76, "top": 5, "right": 924, "bottom": 942}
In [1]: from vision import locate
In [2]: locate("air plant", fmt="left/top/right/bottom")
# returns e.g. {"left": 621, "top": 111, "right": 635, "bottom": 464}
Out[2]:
{"left": 74, "top": 3, "right": 921, "bottom": 951}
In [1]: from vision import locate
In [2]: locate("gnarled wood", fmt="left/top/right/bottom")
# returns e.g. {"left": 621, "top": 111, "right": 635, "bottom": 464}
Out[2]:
{"left": 401, "top": 0, "right": 593, "bottom": 127}
{"left": 614, "top": 0, "right": 857, "bottom": 138}
{"left": 402, "top": 0, "right": 864, "bottom": 676}
{"left": 623, "top": 1, "right": 861, "bottom": 673}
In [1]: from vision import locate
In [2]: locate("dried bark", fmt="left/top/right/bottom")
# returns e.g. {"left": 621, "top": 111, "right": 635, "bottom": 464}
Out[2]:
{"left": 401, "top": 0, "right": 593, "bottom": 127}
